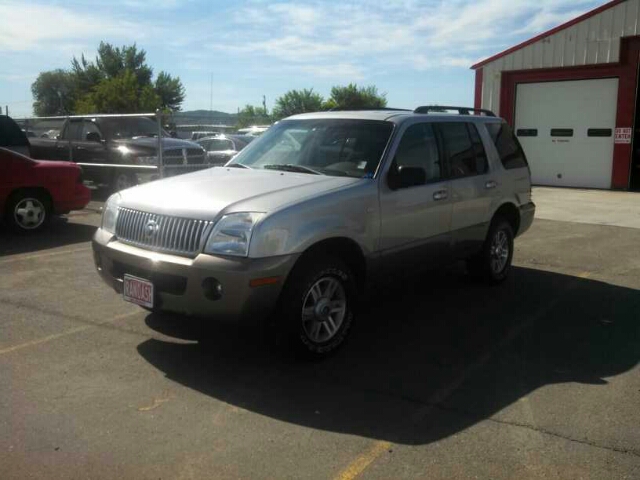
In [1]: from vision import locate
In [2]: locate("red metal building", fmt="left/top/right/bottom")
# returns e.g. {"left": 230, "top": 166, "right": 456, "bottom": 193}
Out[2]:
{"left": 472, "top": 0, "right": 640, "bottom": 190}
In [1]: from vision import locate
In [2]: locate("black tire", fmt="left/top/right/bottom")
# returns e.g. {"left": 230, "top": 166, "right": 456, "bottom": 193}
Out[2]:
{"left": 277, "top": 255, "right": 357, "bottom": 358}
{"left": 111, "top": 172, "right": 137, "bottom": 192}
{"left": 467, "top": 218, "right": 514, "bottom": 283}
{"left": 4, "top": 189, "right": 51, "bottom": 233}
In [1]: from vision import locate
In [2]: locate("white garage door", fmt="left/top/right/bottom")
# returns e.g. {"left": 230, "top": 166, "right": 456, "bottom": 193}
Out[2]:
{"left": 514, "top": 78, "right": 618, "bottom": 189}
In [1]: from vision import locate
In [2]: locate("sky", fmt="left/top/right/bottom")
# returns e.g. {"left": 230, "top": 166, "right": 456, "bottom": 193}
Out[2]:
{"left": 0, "top": 0, "right": 606, "bottom": 117}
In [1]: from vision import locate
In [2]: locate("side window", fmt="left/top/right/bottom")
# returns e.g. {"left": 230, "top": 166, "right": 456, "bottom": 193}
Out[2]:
{"left": 62, "top": 121, "right": 83, "bottom": 141}
{"left": 82, "top": 121, "right": 102, "bottom": 141}
{"left": 486, "top": 122, "right": 529, "bottom": 170}
{"left": 391, "top": 123, "right": 441, "bottom": 185}
{"left": 438, "top": 122, "right": 482, "bottom": 178}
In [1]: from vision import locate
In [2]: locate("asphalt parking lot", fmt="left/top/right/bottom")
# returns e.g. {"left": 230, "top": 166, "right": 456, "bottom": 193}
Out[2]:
{"left": 1, "top": 188, "right": 639, "bottom": 480}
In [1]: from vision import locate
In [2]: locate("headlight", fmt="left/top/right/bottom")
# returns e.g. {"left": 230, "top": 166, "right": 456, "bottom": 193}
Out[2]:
{"left": 101, "top": 193, "right": 121, "bottom": 234}
{"left": 135, "top": 156, "right": 158, "bottom": 165}
{"left": 204, "top": 212, "right": 264, "bottom": 257}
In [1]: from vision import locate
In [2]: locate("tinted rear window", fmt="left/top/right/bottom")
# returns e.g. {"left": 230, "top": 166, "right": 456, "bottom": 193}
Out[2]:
{"left": 0, "top": 116, "right": 29, "bottom": 148}
{"left": 486, "top": 122, "right": 529, "bottom": 170}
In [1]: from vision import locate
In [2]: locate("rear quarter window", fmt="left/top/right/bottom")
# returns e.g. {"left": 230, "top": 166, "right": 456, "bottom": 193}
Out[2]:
{"left": 485, "top": 122, "right": 528, "bottom": 170}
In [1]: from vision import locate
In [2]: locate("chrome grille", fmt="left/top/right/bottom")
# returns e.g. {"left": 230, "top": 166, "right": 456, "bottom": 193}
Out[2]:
{"left": 115, "top": 208, "right": 212, "bottom": 257}
{"left": 162, "top": 147, "right": 206, "bottom": 165}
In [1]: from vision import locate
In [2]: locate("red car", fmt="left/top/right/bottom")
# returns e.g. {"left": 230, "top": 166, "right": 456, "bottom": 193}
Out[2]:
{"left": 1, "top": 147, "right": 91, "bottom": 232}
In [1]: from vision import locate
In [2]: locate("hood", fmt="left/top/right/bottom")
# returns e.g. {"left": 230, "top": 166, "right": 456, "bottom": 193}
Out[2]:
{"left": 118, "top": 167, "right": 362, "bottom": 221}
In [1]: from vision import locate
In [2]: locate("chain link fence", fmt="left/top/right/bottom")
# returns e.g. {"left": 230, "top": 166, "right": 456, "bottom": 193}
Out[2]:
{"left": 13, "top": 111, "right": 272, "bottom": 187}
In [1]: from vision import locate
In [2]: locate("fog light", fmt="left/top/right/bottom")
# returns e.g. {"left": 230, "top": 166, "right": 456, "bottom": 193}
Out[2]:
{"left": 202, "top": 278, "right": 223, "bottom": 301}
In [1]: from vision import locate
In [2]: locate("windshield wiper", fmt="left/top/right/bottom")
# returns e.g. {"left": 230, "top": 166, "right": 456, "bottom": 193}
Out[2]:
{"left": 262, "top": 164, "right": 321, "bottom": 175}
{"left": 226, "top": 163, "right": 252, "bottom": 169}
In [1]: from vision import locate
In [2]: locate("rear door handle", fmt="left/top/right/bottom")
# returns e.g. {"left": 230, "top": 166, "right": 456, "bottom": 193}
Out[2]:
{"left": 433, "top": 190, "right": 448, "bottom": 201}
{"left": 485, "top": 180, "right": 497, "bottom": 189}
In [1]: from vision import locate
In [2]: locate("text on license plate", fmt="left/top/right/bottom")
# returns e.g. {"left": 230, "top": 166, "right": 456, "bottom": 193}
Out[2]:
{"left": 123, "top": 274, "right": 154, "bottom": 308}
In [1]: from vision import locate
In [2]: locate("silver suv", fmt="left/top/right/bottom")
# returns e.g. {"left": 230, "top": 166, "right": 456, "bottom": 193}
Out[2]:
{"left": 93, "top": 106, "right": 535, "bottom": 356}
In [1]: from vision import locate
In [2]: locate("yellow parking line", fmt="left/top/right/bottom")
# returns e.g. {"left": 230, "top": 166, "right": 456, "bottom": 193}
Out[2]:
{"left": 0, "top": 246, "right": 92, "bottom": 264}
{"left": 0, "top": 311, "right": 140, "bottom": 355}
{"left": 334, "top": 441, "right": 392, "bottom": 480}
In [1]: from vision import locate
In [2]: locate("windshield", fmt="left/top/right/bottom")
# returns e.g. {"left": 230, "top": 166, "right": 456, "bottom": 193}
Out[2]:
{"left": 228, "top": 119, "right": 393, "bottom": 178}
{"left": 98, "top": 117, "right": 169, "bottom": 139}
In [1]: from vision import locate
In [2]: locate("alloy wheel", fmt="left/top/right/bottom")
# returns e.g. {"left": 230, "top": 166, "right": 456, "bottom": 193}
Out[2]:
{"left": 490, "top": 229, "right": 509, "bottom": 274}
{"left": 301, "top": 276, "right": 347, "bottom": 344}
{"left": 14, "top": 197, "right": 46, "bottom": 230}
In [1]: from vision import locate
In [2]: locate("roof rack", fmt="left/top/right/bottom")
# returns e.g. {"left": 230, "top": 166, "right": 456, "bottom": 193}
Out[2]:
{"left": 413, "top": 106, "right": 496, "bottom": 117}
{"left": 327, "top": 107, "right": 411, "bottom": 112}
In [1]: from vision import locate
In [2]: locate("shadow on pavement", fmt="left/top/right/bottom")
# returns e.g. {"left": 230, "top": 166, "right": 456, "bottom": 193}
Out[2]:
{"left": 0, "top": 217, "right": 97, "bottom": 257}
{"left": 137, "top": 266, "right": 640, "bottom": 445}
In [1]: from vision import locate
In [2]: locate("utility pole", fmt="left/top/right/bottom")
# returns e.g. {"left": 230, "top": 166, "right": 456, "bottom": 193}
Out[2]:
{"left": 210, "top": 72, "right": 213, "bottom": 124}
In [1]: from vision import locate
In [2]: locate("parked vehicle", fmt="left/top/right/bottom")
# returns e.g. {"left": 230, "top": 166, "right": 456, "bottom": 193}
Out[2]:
{"left": 1, "top": 147, "right": 90, "bottom": 232}
{"left": 93, "top": 106, "right": 535, "bottom": 356}
{"left": 190, "top": 131, "right": 219, "bottom": 140}
{"left": 237, "top": 125, "right": 270, "bottom": 136}
{"left": 28, "top": 115, "right": 206, "bottom": 191}
{"left": 197, "top": 134, "right": 255, "bottom": 165}
{"left": 0, "top": 115, "right": 31, "bottom": 157}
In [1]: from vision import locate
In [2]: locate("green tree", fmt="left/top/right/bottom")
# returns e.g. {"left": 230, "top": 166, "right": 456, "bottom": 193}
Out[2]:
{"left": 272, "top": 88, "right": 324, "bottom": 120}
{"left": 323, "top": 83, "right": 387, "bottom": 110}
{"left": 31, "top": 69, "right": 77, "bottom": 116}
{"left": 155, "top": 72, "right": 185, "bottom": 111}
{"left": 74, "top": 71, "right": 164, "bottom": 114}
{"left": 32, "top": 41, "right": 185, "bottom": 115}
{"left": 236, "top": 104, "right": 270, "bottom": 128}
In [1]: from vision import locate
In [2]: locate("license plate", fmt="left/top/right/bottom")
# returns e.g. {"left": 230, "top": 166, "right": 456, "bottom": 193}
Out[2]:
{"left": 123, "top": 274, "right": 154, "bottom": 308}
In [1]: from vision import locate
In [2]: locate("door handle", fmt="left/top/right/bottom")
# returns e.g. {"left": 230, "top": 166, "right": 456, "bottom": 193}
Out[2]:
{"left": 75, "top": 146, "right": 86, "bottom": 151}
{"left": 433, "top": 190, "right": 448, "bottom": 201}
{"left": 485, "top": 180, "right": 497, "bottom": 189}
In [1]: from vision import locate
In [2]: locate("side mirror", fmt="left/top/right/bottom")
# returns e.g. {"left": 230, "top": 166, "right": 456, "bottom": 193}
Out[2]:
{"left": 86, "top": 132, "right": 102, "bottom": 143}
{"left": 389, "top": 165, "right": 426, "bottom": 190}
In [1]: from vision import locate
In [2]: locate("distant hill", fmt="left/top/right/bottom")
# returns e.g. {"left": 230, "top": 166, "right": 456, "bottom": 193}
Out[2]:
{"left": 172, "top": 110, "right": 237, "bottom": 126}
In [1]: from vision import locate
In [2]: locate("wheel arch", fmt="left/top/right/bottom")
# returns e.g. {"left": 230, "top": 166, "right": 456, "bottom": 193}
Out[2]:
{"left": 492, "top": 202, "right": 520, "bottom": 235}
{"left": 5, "top": 186, "right": 53, "bottom": 214}
{"left": 291, "top": 237, "right": 367, "bottom": 292}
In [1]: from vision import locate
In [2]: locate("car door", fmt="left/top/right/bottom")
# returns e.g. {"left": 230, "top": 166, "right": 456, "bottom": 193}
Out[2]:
{"left": 436, "top": 121, "right": 496, "bottom": 258}
{"left": 0, "top": 148, "right": 26, "bottom": 206}
{"left": 379, "top": 121, "right": 453, "bottom": 270}
{"left": 57, "top": 120, "right": 82, "bottom": 162}
{"left": 74, "top": 120, "right": 109, "bottom": 185}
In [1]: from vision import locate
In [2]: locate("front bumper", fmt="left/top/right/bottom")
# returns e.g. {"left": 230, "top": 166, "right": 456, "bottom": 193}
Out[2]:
{"left": 92, "top": 228, "right": 299, "bottom": 324}
{"left": 518, "top": 202, "right": 535, "bottom": 237}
